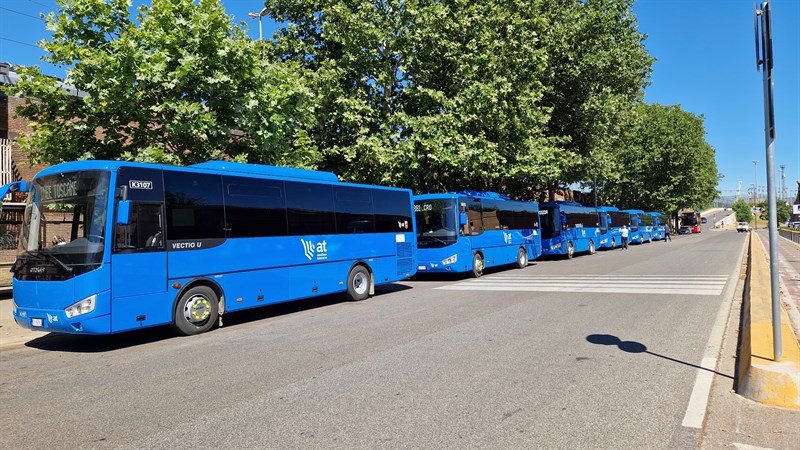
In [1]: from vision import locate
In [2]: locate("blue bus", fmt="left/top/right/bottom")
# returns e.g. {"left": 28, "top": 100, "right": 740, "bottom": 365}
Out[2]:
{"left": 540, "top": 201, "right": 602, "bottom": 258}
{"left": 413, "top": 191, "right": 541, "bottom": 277}
{"left": 600, "top": 207, "right": 631, "bottom": 250}
{"left": 621, "top": 209, "right": 648, "bottom": 244}
{"left": 595, "top": 206, "right": 616, "bottom": 249}
{"left": 10, "top": 160, "right": 417, "bottom": 335}
{"left": 645, "top": 212, "right": 666, "bottom": 240}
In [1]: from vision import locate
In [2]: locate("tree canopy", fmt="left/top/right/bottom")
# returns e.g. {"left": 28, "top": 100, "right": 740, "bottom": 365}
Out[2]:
{"left": 3, "top": 0, "right": 721, "bottom": 213}
{"left": 4, "top": 0, "right": 317, "bottom": 167}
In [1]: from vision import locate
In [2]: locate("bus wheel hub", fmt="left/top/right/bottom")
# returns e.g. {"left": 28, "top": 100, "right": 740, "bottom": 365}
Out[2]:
{"left": 185, "top": 295, "right": 211, "bottom": 323}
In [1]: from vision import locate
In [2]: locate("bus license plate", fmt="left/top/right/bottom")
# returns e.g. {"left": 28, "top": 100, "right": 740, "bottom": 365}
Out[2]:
{"left": 31, "top": 318, "right": 43, "bottom": 327}
{"left": 417, "top": 266, "right": 426, "bottom": 271}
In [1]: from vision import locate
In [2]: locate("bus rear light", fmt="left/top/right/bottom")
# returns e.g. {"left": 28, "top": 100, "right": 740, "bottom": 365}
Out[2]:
{"left": 441, "top": 255, "right": 458, "bottom": 265}
{"left": 65, "top": 295, "right": 96, "bottom": 319}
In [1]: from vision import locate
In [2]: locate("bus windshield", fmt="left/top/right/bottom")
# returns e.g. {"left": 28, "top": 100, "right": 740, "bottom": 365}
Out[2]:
{"left": 14, "top": 170, "right": 111, "bottom": 281}
{"left": 415, "top": 198, "right": 458, "bottom": 248}
{"left": 540, "top": 207, "right": 560, "bottom": 239}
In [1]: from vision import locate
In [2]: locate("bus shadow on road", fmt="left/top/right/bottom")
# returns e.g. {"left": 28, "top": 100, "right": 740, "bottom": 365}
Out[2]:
{"left": 585, "top": 333, "right": 733, "bottom": 380}
{"left": 22, "top": 283, "right": 414, "bottom": 353}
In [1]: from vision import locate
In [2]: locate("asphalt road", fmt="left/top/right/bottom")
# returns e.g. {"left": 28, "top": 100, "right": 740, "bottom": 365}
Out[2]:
{"left": 0, "top": 230, "right": 747, "bottom": 449}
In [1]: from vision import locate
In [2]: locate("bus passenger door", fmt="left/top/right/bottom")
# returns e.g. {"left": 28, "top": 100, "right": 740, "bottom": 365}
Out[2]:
{"left": 110, "top": 167, "right": 169, "bottom": 331}
{"left": 111, "top": 202, "right": 168, "bottom": 330}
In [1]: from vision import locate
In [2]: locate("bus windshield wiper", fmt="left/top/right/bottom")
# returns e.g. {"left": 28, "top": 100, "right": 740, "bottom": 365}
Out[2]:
{"left": 21, "top": 251, "right": 73, "bottom": 274}
{"left": 41, "top": 252, "right": 73, "bottom": 273}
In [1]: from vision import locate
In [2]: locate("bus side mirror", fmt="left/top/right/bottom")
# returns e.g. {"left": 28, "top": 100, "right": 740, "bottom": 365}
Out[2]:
{"left": 459, "top": 212, "right": 468, "bottom": 226}
{"left": 117, "top": 200, "right": 131, "bottom": 225}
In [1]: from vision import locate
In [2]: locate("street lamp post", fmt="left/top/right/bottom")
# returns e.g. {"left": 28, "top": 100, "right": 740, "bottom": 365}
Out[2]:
{"left": 248, "top": 7, "right": 269, "bottom": 41}
{"left": 753, "top": 160, "right": 758, "bottom": 230}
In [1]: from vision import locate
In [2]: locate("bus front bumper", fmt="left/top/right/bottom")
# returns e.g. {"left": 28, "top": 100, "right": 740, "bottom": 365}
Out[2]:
{"left": 12, "top": 291, "right": 112, "bottom": 335}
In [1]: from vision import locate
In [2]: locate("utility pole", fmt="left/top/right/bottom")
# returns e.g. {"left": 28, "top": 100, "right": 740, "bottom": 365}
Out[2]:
{"left": 780, "top": 165, "right": 786, "bottom": 203}
{"left": 755, "top": 1, "right": 781, "bottom": 361}
{"left": 753, "top": 160, "right": 759, "bottom": 230}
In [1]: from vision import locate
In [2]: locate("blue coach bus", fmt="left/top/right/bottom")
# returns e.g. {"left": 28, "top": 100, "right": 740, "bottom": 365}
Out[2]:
{"left": 645, "top": 212, "right": 665, "bottom": 240}
{"left": 601, "top": 207, "right": 631, "bottom": 250}
{"left": 413, "top": 191, "right": 542, "bottom": 277}
{"left": 540, "top": 201, "right": 602, "bottom": 258}
{"left": 595, "top": 206, "right": 616, "bottom": 249}
{"left": 10, "top": 160, "right": 416, "bottom": 335}
{"left": 621, "top": 209, "right": 647, "bottom": 244}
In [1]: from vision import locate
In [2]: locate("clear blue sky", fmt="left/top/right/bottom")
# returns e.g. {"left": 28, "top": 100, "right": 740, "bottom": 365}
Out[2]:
{"left": 1, "top": 0, "right": 798, "bottom": 201}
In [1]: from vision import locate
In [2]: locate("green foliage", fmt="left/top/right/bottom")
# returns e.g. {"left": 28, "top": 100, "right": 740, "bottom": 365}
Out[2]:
{"left": 757, "top": 201, "right": 792, "bottom": 224}
{"left": 266, "top": 0, "right": 566, "bottom": 195}
{"left": 4, "top": 0, "right": 721, "bottom": 217}
{"left": 602, "top": 103, "right": 720, "bottom": 213}
{"left": 3, "top": 0, "right": 317, "bottom": 167}
{"left": 536, "top": 0, "right": 654, "bottom": 193}
{"left": 732, "top": 198, "right": 753, "bottom": 223}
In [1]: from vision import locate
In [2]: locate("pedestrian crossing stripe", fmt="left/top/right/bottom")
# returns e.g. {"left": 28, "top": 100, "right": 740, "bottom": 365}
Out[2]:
{"left": 434, "top": 275, "right": 729, "bottom": 296}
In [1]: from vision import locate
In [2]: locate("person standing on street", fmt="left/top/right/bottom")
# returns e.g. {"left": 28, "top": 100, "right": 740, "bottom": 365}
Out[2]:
{"left": 664, "top": 223, "right": 672, "bottom": 242}
{"left": 621, "top": 225, "right": 629, "bottom": 250}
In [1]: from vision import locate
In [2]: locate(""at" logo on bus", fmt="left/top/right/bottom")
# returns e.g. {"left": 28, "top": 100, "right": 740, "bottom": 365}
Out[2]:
{"left": 301, "top": 239, "right": 328, "bottom": 261}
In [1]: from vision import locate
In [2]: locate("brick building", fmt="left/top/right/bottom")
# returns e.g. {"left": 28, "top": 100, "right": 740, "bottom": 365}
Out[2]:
{"left": 1, "top": 62, "right": 53, "bottom": 279}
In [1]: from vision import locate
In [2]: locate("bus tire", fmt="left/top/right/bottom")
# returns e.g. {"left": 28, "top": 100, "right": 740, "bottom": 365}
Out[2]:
{"left": 345, "top": 265, "right": 370, "bottom": 301}
{"left": 566, "top": 242, "right": 574, "bottom": 259}
{"left": 173, "top": 285, "right": 218, "bottom": 336}
{"left": 516, "top": 248, "right": 528, "bottom": 269}
{"left": 471, "top": 253, "right": 484, "bottom": 278}
{"left": 589, "top": 240, "right": 596, "bottom": 255}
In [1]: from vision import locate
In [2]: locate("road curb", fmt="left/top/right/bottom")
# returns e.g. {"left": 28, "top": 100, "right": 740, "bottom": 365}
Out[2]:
{"left": 736, "top": 233, "right": 800, "bottom": 409}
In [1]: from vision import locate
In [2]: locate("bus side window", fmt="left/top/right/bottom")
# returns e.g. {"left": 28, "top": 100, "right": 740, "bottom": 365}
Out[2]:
{"left": 115, "top": 203, "right": 164, "bottom": 251}
{"left": 467, "top": 201, "right": 482, "bottom": 235}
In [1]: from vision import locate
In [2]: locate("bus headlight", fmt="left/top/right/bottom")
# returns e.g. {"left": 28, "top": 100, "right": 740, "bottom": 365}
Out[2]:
{"left": 65, "top": 295, "right": 96, "bottom": 318}
{"left": 441, "top": 254, "right": 458, "bottom": 265}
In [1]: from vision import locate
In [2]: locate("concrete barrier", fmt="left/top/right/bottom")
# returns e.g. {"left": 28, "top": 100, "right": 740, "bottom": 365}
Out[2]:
{"left": 736, "top": 234, "right": 800, "bottom": 409}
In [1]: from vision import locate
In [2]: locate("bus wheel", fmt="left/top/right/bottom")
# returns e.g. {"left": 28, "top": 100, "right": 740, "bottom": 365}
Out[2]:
{"left": 345, "top": 265, "right": 370, "bottom": 301}
{"left": 566, "top": 242, "right": 574, "bottom": 259}
{"left": 173, "top": 285, "right": 219, "bottom": 336}
{"left": 589, "top": 240, "right": 596, "bottom": 255}
{"left": 471, "top": 253, "right": 484, "bottom": 278}
{"left": 516, "top": 248, "right": 528, "bottom": 269}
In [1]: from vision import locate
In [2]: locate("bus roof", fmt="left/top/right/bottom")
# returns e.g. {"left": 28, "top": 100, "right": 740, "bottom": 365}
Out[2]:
{"left": 32, "top": 160, "right": 341, "bottom": 183}
{"left": 540, "top": 201, "right": 596, "bottom": 214}
{"left": 620, "top": 209, "right": 645, "bottom": 214}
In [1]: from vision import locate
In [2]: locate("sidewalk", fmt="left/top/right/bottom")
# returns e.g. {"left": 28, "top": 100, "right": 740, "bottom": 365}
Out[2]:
{"left": 0, "top": 292, "right": 48, "bottom": 349}
{"left": 700, "top": 230, "right": 800, "bottom": 449}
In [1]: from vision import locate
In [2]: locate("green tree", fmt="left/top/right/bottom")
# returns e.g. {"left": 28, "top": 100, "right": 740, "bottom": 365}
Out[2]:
{"left": 266, "top": 0, "right": 565, "bottom": 194}
{"left": 536, "top": 0, "right": 654, "bottom": 198}
{"left": 732, "top": 198, "right": 753, "bottom": 223}
{"left": 757, "top": 200, "right": 792, "bottom": 224}
{"left": 3, "top": 0, "right": 316, "bottom": 167}
{"left": 602, "top": 103, "right": 720, "bottom": 214}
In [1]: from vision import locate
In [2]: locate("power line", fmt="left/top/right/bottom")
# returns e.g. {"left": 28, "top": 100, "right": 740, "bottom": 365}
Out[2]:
{"left": 0, "top": 6, "right": 46, "bottom": 21}
{"left": 0, "top": 36, "right": 43, "bottom": 50}
{"left": 27, "top": 0, "right": 53, "bottom": 9}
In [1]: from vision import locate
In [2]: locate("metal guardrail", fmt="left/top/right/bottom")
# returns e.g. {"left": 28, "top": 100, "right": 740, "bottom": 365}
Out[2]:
{"left": 779, "top": 228, "right": 800, "bottom": 245}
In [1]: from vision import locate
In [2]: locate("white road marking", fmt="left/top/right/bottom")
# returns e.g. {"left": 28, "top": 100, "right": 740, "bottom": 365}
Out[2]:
{"left": 435, "top": 275, "right": 728, "bottom": 296}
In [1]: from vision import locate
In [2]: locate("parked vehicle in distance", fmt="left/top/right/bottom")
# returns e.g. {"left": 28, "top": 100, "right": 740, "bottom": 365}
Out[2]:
{"left": 678, "top": 225, "right": 692, "bottom": 235}
{"left": 680, "top": 210, "right": 702, "bottom": 233}
{"left": 737, "top": 222, "right": 750, "bottom": 232}
{"left": 414, "top": 191, "right": 542, "bottom": 277}
{"left": 540, "top": 201, "right": 603, "bottom": 258}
